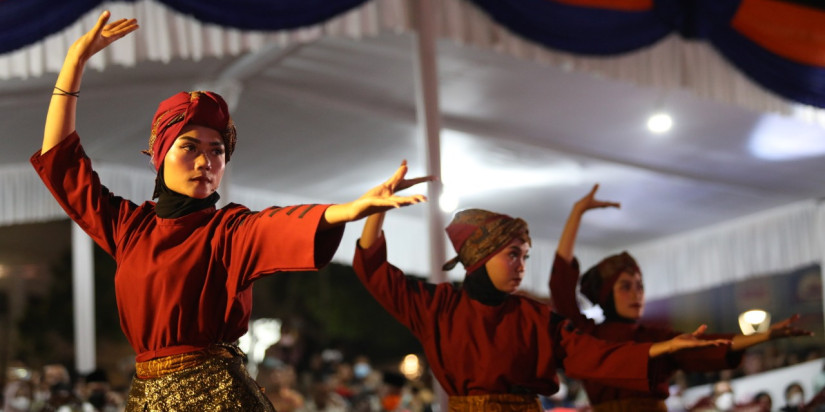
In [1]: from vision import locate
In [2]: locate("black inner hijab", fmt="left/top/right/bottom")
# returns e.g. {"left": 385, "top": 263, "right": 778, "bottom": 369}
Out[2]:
{"left": 463, "top": 266, "right": 508, "bottom": 306}
{"left": 602, "top": 294, "right": 637, "bottom": 324}
{"left": 153, "top": 164, "right": 220, "bottom": 218}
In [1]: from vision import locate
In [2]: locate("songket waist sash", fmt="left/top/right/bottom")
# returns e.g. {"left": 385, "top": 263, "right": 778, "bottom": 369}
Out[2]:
{"left": 126, "top": 344, "right": 274, "bottom": 412}
{"left": 447, "top": 394, "right": 542, "bottom": 412}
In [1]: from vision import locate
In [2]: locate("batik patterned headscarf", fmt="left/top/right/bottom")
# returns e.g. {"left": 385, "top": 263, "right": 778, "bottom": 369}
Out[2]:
{"left": 442, "top": 209, "right": 531, "bottom": 275}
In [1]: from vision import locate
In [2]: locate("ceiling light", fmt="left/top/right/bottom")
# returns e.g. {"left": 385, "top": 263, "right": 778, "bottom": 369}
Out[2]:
{"left": 647, "top": 112, "right": 673, "bottom": 134}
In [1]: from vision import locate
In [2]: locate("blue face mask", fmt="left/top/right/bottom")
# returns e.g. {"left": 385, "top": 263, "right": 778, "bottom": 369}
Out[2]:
{"left": 354, "top": 362, "right": 371, "bottom": 379}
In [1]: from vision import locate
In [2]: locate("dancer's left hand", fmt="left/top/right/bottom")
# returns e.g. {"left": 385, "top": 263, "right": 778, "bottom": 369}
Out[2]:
{"left": 322, "top": 161, "right": 434, "bottom": 227}
{"left": 769, "top": 314, "right": 814, "bottom": 340}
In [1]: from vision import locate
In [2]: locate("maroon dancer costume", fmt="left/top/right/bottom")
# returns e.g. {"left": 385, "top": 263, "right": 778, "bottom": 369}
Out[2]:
{"left": 353, "top": 208, "right": 722, "bottom": 412}
{"left": 550, "top": 184, "right": 812, "bottom": 412}
{"left": 33, "top": 91, "right": 344, "bottom": 410}
{"left": 551, "top": 254, "right": 738, "bottom": 410}
{"left": 37, "top": 17, "right": 429, "bottom": 403}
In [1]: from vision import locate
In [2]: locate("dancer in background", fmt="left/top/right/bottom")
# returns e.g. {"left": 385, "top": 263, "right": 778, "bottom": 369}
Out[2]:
{"left": 33, "top": 11, "right": 427, "bottom": 411}
{"left": 550, "top": 184, "right": 813, "bottom": 412}
{"left": 353, "top": 180, "right": 731, "bottom": 411}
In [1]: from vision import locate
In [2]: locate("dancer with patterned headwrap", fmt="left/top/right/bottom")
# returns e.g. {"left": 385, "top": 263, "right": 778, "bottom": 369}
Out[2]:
{"left": 33, "top": 11, "right": 427, "bottom": 411}
{"left": 353, "top": 182, "right": 734, "bottom": 412}
{"left": 550, "top": 184, "right": 813, "bottom": 412}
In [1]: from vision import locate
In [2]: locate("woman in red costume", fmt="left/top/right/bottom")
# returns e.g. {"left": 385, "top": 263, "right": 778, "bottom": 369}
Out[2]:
{"left": 352, "top": 181, "right": 733, "bottom": 411}
{"left": 33, "top": 11, "right": 427, "bottom": 411}
{"left": 550, "top": 184, "right": 813, "bottom": 412}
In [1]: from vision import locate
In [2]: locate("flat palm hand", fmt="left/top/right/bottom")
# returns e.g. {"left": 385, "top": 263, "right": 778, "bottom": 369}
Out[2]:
{"left": 349, "top": 161, "right": 433, "bottom": 220}
{"left": 769, "top": 314, "right": 813, "bottom": 339}
{"left": 669, "top": 325, "right": 731, "bottom": 353}
{"left": 575, "top": 183, "right": 620, "bottom": 213}
{"left": 69, "top": 11, "right": 138, "bottom": 62}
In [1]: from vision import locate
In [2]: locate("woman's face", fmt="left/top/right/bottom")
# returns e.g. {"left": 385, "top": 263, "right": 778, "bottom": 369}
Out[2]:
{"left": 163, "top": 124, "right": 226, "bottom": 199}
{"left": 613, "top": 271, "right": 644, "bottom": 319}
{"left": 484, "top": 238, "right": 530, "bottom": 294}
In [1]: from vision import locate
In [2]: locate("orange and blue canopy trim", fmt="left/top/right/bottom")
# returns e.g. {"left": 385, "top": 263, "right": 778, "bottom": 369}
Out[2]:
{"left": 0, "top": 0, "right": 823, "bottom": 108}
{"left": 468, "top": 0, "right": 825, "bottom": 108}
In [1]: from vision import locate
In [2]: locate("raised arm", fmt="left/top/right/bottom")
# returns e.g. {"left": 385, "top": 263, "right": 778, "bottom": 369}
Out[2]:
{"left": 550, "top": 184, "right": 619, "bottom": 324}
{"left": 320, "top": 160, "right": 433, "bottom": 230}
{"left": 557, "top": 183, "right": 620, "bottom": 263}
{"left": 42, "top": 11, "right": 138, "bottom": 153}
{"left": 359, "top": 212, "right": 385, "bottom": 250}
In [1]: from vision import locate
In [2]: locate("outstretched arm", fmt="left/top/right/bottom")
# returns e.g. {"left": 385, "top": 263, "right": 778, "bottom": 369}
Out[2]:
{"left": 729, "top": 314, "right": 813, "bottom": 351}
{"left": 42, "top": 11, "right": 138, "bottom": 153}
{"left": 556, "top": 183, "right": 620, "bottom": 263}
{"left": 648, "top": 325, "right": 731, "bottom": 358}
{"left": 320, "top": 160, "right": 433, "bottom": 230}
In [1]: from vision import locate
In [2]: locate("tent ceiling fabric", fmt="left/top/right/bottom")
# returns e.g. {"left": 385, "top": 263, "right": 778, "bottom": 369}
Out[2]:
{"left": 2, "top": 0, "right": 825, "bottom": 289}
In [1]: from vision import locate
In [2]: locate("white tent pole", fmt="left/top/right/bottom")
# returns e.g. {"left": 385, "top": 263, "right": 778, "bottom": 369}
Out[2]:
{"left": 412, "top": 0, "right": 448, "bottom": 410}
{"left": 72, "top": 222, "right": 96, "bottom": 374}
{"left": 413, "top": 0, "right": 445, "bottom": 284}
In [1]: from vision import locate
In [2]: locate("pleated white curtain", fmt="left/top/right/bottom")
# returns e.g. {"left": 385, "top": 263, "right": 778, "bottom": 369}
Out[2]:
{"left": 626, "top": 200, "right": 823, "bottom": 300}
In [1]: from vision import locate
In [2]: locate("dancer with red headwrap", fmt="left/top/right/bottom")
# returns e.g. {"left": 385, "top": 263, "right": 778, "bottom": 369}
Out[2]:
{"left": 33, "top": 11, "right": 426, "bottom": 411}
{"left": 550, "top": 184, "right": 813, "bottom": 412}
{"left": 353, "top": 181, "right": 733, "bottom": 411}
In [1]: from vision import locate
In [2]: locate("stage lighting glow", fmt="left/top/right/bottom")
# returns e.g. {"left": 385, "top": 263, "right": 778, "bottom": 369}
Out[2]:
{"left": 738, "top": 309, "right": 770, "bottom": 335}
{"left": 647, "top": 112, "right": 673, "bottom": 134}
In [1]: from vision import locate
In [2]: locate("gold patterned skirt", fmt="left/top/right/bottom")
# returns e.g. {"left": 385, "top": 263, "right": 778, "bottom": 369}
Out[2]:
{"left": 125, "top": 347, "right": 275, "bottom": 412}
{"left": 447, "top": 394, "right": 542, "bottom": 412}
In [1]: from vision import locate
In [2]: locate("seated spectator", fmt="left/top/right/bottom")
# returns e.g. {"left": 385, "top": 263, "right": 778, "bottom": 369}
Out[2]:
{"left": 780, "top": 382, "right": 805, "bottom": 412}
{"left": 3, "top": 379, "right": 35, "bottom": 412}
{"left": 691, "top": 380, "right": 737, "bottom": 411}
{"left": 259, "top": 357, "right": 305, "bottom": 412}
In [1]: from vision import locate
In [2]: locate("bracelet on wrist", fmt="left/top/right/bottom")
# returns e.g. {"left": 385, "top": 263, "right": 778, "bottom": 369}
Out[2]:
{"left": 53, "top": 86, "right": 79, "bottom": 98}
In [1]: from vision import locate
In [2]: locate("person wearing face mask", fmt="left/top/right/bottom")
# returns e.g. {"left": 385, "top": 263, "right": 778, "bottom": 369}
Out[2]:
{"left": 781, "top": 382, "right": 806, "bottom": 412}
{"left": 353, "top": 182, "right": 733, "bottom": 411}
{"left": 550, "top": 184, "right": 814, "bottom": 412}
{"left": 3, "top": 380, "right": 34, "bottom": 412}
{"left": 33, "top": 11, "right": 429, "bottom": 412}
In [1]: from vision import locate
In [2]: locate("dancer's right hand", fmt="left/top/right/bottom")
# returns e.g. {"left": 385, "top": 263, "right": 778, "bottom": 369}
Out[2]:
{"left": 572, "top": 183, "right": 620, "bottom": 214}
{"left": 68, "top": 11, "right": 138, "bottom": 64}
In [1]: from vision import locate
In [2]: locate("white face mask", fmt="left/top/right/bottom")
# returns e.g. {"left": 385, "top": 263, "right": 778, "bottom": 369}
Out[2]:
{"left": 715, "top": 392, "right": 735, "bottom": 411}
{"left": 9, "top": 396, "right": 32, "bottom": 411}
{"left": 788, "top": 392, "right": 804, "bottom": 406}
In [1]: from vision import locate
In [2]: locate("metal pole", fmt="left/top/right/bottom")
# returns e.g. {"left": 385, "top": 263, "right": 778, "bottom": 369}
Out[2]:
{"left": 413, "top": 0, "right": 446, "bottom": 284}
{"left": 72, "top": 223, "right": 96, "bottom": 374}
{"left": 411, "top": 0, "right": 448, "bottom": 409}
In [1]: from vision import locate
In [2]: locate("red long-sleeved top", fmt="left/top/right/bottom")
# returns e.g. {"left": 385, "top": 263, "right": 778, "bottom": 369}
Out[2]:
{"left": 353, "top": 237, "right": 668, "bottom": 397}
{"left": 549, "top": 254, "right": 741, "bottom": 404}
{"left": 32, "top": 132, "right": 344, "bottom": 362}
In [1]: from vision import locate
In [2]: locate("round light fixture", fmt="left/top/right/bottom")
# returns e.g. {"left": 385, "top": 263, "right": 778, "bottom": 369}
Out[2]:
{"left": 647, "top": 112, "right": 673, "bottom": 134}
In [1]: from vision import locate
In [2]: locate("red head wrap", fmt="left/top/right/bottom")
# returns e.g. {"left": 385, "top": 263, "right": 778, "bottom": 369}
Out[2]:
{"left": 580, "top": 251, "right": 641, "bottom": 307}
{"left": 143, "top": 91, "right": 237, "bottom": 171}
{"left": 441, "top": 208, "right": 531, "bottom": 275}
